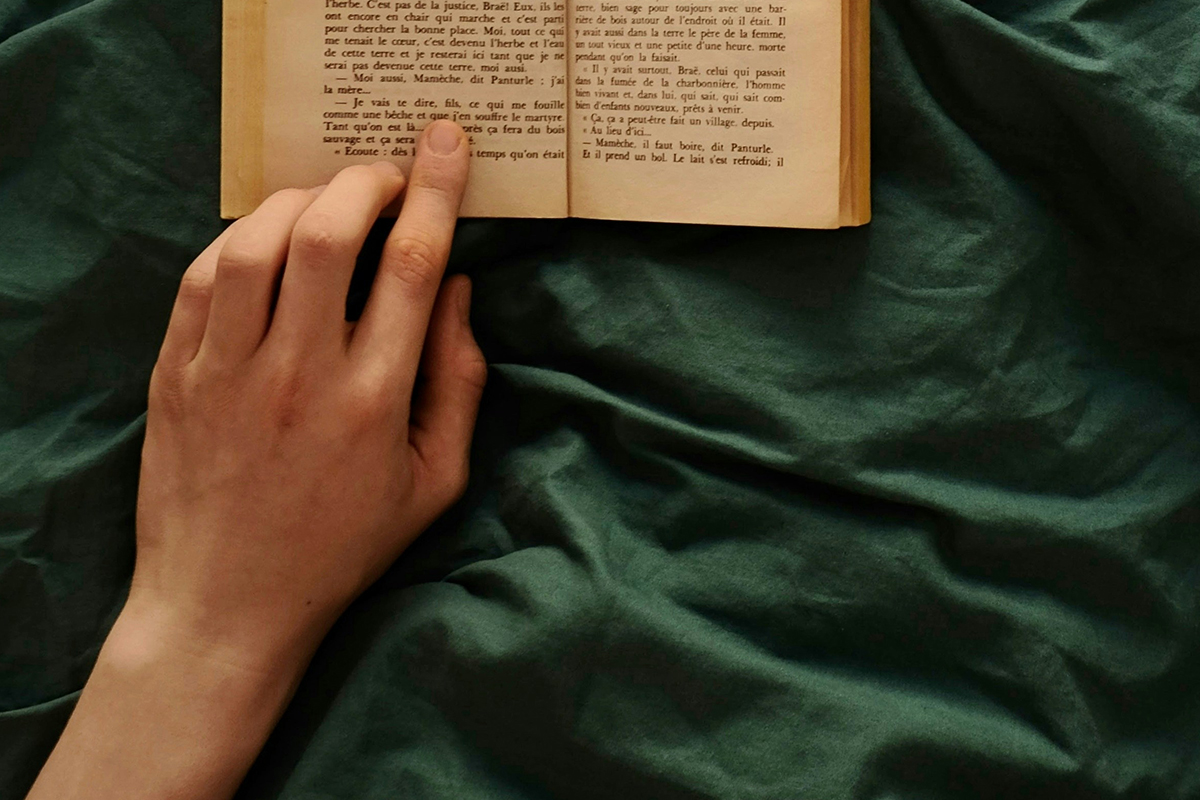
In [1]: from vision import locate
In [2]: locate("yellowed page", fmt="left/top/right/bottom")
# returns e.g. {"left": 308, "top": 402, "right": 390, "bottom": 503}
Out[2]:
{"left": 260, "top": 0, "right": 569, "bottom": 218}
{"left": 568, "top": 0, "right": 843, "bottom": 228}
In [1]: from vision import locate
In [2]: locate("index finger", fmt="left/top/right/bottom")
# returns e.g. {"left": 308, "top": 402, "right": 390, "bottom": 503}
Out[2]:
{"left": 351, "top": 120, "right": 469, "bottom": 396}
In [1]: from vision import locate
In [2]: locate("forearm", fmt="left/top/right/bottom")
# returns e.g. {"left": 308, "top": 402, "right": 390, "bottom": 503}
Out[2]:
{"left": 27, "top": 124, "right": 477, "bottom": 799}
{"left": 27, "top": 599, "right": 306, "bottom": 800}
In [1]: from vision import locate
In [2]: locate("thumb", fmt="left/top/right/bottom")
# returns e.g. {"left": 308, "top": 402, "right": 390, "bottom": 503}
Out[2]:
{"left": 409, "top": 275, "right": 488, "bottom": 509}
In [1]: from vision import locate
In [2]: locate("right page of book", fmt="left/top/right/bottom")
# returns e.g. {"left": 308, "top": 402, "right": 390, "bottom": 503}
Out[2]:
{"left": 568, "top": 0, "right": 843, "bottom": 227}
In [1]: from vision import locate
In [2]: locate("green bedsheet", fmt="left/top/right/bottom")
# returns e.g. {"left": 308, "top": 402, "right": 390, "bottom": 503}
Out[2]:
{"left": 2, "top": 1, "right": 1198, "bottom": 797}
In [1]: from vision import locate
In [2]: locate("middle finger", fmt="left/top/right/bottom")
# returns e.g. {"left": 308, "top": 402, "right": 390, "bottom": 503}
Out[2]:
{"left": 268, "top": 161, "right": 407, "bottom": 353}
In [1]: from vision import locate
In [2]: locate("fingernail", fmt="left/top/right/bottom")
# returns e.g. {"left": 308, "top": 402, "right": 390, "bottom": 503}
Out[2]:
{"left": 371, "top": 160, "right": 403, "bottom": 176}
{"left": 457, "top": 278, "right": 473, "bottom": 324}
{"left": 425, "top": 120, "right": 462, "bottom": 155}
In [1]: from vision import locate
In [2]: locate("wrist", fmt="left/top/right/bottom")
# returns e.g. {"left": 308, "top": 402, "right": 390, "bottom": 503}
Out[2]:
{"left": 107, "top": 591, "right": 315, "bottom": 693}
{"left": 27, "top": 595, "right": 309, "bottom": 800}
{"left": 117, "top": 562, "right": 345, "bottom": 681}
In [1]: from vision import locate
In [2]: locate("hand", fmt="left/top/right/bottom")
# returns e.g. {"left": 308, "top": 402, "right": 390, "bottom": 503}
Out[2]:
{"left": 27, "top": 120, "right": 481, "bottom": 800}
{"left": 134, "top": 119, "right": 485, "bottom": 669}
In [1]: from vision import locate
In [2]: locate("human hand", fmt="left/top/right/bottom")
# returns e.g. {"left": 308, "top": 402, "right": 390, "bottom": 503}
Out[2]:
{"left": 131, "top": 118, "right": 484, "bottom": 674}
{"left": 26, "top": 117, "right": 482, "bottom": 800}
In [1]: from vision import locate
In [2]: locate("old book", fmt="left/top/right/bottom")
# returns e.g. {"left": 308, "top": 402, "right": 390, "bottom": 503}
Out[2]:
{"left": 222, "top": 0, "right": 869, "bottom": 228}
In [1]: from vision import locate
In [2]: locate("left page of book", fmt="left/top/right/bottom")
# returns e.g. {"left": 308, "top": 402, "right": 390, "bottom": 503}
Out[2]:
{"left": 226, "top": 0, "right": 570, "bottom": 218}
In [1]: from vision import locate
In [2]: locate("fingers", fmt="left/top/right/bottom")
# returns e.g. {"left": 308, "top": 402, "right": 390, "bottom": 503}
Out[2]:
{"left": 198, "top": 188, "right": 318, "bottom": 364}
{"left": 409, "top": 276, "right": 487, "bottom": 508}
{"left": 352, "top": 120, "right": 469, "bottom": 401}
{"left": 269, "top": 162, "right": 407, "bottom": 352}
{"left": 157, "top": 223, "right": 241, "bottom": 368}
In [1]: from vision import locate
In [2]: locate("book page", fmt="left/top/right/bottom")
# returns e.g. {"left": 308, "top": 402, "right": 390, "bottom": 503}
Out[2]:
{"left": 260, "top": 0, "right": 570, "bottom": 217}
{"left": 568, "top": 0, "right": 843, "bottom": 227}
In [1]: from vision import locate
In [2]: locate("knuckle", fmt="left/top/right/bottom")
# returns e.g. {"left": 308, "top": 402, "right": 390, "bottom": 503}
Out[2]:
{"left": 148, "top": 363, "right": 190, "bottom": 418}
{"left": 344, "top": 375, "right": 394, "bottom": 429}
{"left": 409, "top": 173, "right": 456, "bottom": 204}
{"left": 176, "top": 270, "right": 213, "bottom": 305}
{"left": 460, "top": 349, "right": 489, "bottom": 392}
{"left": 215, "top": 242, "right": 266, "bottom": 282}
{"left": 291, "top": 212, "right": 347, "bottom": 261}
{"left": 382, "top": 236, "right": 440, "bottom": 292}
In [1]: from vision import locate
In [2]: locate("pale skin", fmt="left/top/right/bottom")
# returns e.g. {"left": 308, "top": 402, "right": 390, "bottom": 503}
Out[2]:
{"left": 26, "top": 119, "right": 482, "bottom": 800}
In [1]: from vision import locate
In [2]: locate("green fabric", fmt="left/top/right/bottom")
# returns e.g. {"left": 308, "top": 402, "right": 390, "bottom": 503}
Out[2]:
{"left": 2, "top": 0, "right": 1198, "bottom": 797}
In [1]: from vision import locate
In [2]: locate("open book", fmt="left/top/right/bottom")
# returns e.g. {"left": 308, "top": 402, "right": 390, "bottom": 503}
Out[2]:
{"left": 222, "top": 0, "right": 869, "bottom": 228}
